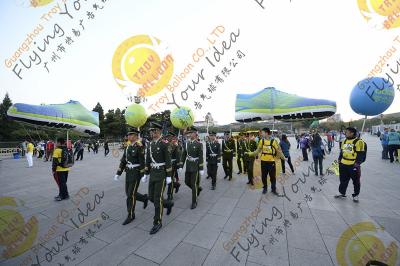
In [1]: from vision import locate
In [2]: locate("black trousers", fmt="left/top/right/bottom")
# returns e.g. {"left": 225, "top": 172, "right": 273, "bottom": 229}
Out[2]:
{"left": 148, "top": 174, "right": 172, "bottom": 225}
{"left": 125, "top": 177, "right": 146, "bottom": 218}
{"left": 237, "top": 156, "right": 243, "bottom": 173}
{"left": 185, "top": 171, "right": 200, "bottom": 204}
{"left": 301, "top": 148, "right": 308, "bottom": 161}
{"left": 104, "top": 147, "right": 109, "bottom": 156}
{"left": 247, "top": 159, "right": 255, "bottom": 184}
{"left": 76, "top": 149, "right": 83, "bottom": 160}
{"left": 281, "top": 156, "right": 294, "bottom": 173}
{"left": 167, "top": 165, "right": 177, "bottom": 199}
{"left": 223, "top": 157, "right": 233, "bottom": 179}
{"left": 57, "top": 171, "right": 69, "bottom": 199}
{"left": 388, "top": 144, "right": 399, "bottom": 162}
{"left": 339, "top": 163, "right": 361, "bottom": 197}
{"left": 208, "top": 163, "right": 218, "bottom": 186}
{"left": 261, "top": 161, "right": 276, "bottom": 191}
{"left": 313, "top": 156, "right": 323, "bottom": 175}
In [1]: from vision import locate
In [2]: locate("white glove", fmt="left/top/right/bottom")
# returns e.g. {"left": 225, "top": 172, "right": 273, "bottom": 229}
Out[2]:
{"left": 114, "top": 175, "right": 120, "bottom": 181}
{"left": 141, "top": 175, "right": 149, "bottom": 183}
{"left": 200, "top": 170, "right": 205, "bottom": 176}
{"left": 178, "top": 168, "right": 183, "bottom": 173}
{"left": 166, "top": 176, "right": 172, "bottom": 184}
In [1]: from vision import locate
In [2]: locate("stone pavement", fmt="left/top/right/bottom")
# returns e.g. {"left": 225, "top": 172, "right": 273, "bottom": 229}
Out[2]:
{"left": 0, "top": 135, "right": 399, "bottom": 266}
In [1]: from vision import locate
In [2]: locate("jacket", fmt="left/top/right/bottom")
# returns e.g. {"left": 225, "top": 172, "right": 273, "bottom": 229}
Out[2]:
{"left": 388, "top": 132, "right": 400, "bottom": 145}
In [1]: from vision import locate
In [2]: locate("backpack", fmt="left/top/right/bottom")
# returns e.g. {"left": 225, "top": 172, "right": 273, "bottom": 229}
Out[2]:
{"left": 352, "top": 138, "right": 367, "bottom": 163}
{"left": 261, "top": 138, "right": 276, "bottom": 156}
{"left": 60, "top": 147, "right": 74, "bottom": 168}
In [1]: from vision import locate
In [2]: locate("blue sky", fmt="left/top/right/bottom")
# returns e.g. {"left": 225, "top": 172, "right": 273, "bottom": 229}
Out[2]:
{"left": 1, "top": 0, "right": 399, "bottom": 124}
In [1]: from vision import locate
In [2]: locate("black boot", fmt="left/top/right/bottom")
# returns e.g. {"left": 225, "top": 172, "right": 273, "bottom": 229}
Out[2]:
{"left": 166, "top": 201, "right": 174, "bottom": 215}
{"left": 197, "top": 187, "right": 202, "bottom": 196}
{"left": 122, "top": 214, "right": 135, "bottom": 225}
{"left": 191, "top": 202, "right": 197, "bottom": 209}
{"left": 150, "top": 223, "right": 162, "bottom": 234}
{"left": 143, "top": 194, "right": 148, "bottom": 209}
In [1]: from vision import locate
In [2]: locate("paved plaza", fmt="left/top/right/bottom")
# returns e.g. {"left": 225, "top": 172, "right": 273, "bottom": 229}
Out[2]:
{"left": 0, "top": 135, "right": 399, "bottom": 266}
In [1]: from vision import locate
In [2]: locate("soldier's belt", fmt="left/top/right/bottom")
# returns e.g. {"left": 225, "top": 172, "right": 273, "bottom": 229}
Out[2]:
{"left": 186, "top": 156, "right": 199, "bottom": 162}
{"left": 127, "top": 163, "right": 140, "bottom": 169}
{"left": 151, "top": 162, "right": 166, "bottom": 169}
{"left": 210, "top": 154, "right": 218, "bottom": 157}
{"left": 171, "top": 159, "right": 177, "bottom": 162}
{"left": 224, "top": 149, "right": 232, "bottom": 152}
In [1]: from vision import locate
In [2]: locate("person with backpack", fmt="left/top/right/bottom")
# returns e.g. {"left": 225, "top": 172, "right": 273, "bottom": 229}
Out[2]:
{"left": 335, "top": 127, "right": 366, "bottom": 203}
{"left": 387, "top": 129, "right": 400, "bottom": 163}
{"left": 280, "top": 134, "right": 294, "bottom": 174}
{"left": 299, "top": 134, "right": 309, "bottom": 161}
{"left": 310, "top": 133, "right": 325, "bottom": 176}
{"left": 248, "top": 128, "right": 285, "bottom": 195}
{"left": 52, "top": 137, "right": 73, "bottom": 201}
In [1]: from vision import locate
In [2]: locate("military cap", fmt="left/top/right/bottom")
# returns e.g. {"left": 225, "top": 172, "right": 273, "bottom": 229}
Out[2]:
{"left": 186, "top": 126, "right": 198, "bottom": 133}
{"left": 149, "top": 122, "right": 162, "bottom": 131}
{"left": 209, "top": 131, "right": 217, "bottom": 136}
{"left": 127, "top": 128, "right": 140, "bottom": 135}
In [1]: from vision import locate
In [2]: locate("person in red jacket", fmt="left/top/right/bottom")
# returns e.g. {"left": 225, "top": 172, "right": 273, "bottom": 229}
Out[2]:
{"left": 45, "top": 140, "right": 55, "bottom": 162}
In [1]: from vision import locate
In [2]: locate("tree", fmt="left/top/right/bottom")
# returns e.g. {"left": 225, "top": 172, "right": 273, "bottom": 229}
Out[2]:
{"left": 0, "top": 93, "right": 21, "bottom": 141}
{"left": 93, "top": 102, "right": 105, "bottom": 137}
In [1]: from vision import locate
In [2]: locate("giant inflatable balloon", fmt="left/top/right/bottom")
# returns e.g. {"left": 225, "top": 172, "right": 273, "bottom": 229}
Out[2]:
{"left": 125, "top": 103, "right": 147, "bottom": 127}
{"left": 170, "top": 106, "right": 194, "bottom": 129}
{"left": 350, "top": 77, "right": 395, "bottom": 116}
{"left": 7, "top": 100, "right": 100, "bottom": 135}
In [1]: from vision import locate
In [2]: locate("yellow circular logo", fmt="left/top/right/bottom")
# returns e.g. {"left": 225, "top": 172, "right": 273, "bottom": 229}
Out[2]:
{"left": 0, "top": 197, "right": 38, "bottom": 258}
{"left": 336, "top": 221, "right": 398, "bottom": 265}
{"left": 15, "top": 0, "right": 54, "bottom": 8}
{"left": 357, "top": 0, "right": 400, "bottom": 29}
{"left": 112, "top": 35, "right": 174, "bottom": 98}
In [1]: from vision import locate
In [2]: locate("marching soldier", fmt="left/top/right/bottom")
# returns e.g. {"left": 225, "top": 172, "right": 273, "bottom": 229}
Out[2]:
{"left": 206, "top": 136, "right": 211, "bottom": 180}
{"left": 179, "top": 127, "right": 204, "bottom": 209}
{"left": 114, "top": 130, "right": 149, "bottom": 225}
{"left": 143, "top": 122, "right": 173, "bottom": 234}
{"left": 222, "top": 131, "right": 236, "bottom": 180}
{"left": 243, "top": 133, "right": 258, "bottom": 185}
{"left": 236, "top": 133, "right": 245, "bottom": 174}
{"left": 206, "top": 131, "right": 221, "bottom": 190}
{"left": 167, "top": 132, "right": 181, "bottom": 199}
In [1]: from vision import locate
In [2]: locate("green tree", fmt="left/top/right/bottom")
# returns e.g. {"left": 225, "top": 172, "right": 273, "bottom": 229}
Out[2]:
{"left": 0, "top": 93, "right": 22, "bottom": 141}
{"left": 93, "top": 102, "right": 105, "bottom": 137}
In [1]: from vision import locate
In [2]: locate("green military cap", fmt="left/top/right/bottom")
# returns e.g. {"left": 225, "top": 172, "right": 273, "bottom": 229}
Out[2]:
{"left": 167, "top": 131, "right": 176, "bottom": 136}
{"left": 127, "top": 128, "right": 140, "bottom": 135}
{"left": 186, "top": 126, "right": 198, "bottom": 133}
{"left": 149, "top": 122, "right": 162, "bottom": 131}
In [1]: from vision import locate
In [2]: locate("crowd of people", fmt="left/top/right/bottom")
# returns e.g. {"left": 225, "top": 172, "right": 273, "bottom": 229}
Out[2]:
{"left": 14, "top": 123, "right": 372, "bottom": 235}
{"left": 106, "top": 124, "right": 369, "bottom": 235}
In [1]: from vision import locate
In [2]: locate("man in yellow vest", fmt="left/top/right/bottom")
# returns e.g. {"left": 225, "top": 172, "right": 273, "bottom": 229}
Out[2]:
{"left": 335, "top": 127, "right": 366, "bottom": 203}
{"left": 26, "top": 140, "right": 34, "bottom": 167}
{"left": 52, "top": 138, "right": 70, "bottom": 201}
{"left": 248, "top": 128, "right": 285, "bottom": 195}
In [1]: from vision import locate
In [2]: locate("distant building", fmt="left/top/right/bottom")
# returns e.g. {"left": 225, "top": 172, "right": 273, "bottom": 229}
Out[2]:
{"left": 371, "top": 123, "right": 400, "bottom": 134}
